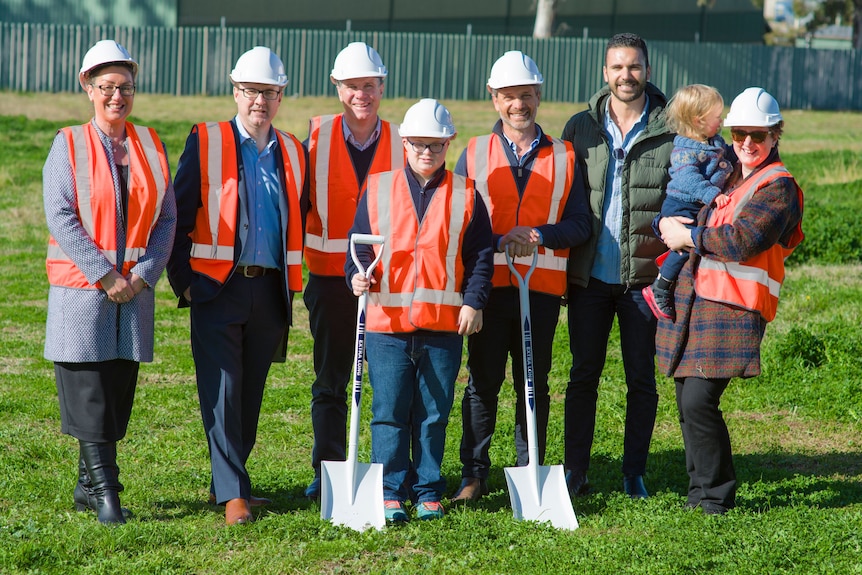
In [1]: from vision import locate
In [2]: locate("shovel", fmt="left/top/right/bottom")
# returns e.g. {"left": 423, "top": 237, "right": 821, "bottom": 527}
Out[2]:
{"left": 320, "top": 233, "right": 386, "bottom": 532}
{"left": 503, "top": 246, "right": 579, "bottom": 530}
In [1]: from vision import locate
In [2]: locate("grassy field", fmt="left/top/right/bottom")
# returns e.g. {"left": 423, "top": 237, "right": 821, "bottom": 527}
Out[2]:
{"left": 0, "top": 91, "right": 861, "bottom": 574}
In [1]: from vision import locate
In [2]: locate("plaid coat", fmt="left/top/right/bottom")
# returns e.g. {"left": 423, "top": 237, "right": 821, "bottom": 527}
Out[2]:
{"left": 655, "top": 150, "right": 803, "bottom": 379}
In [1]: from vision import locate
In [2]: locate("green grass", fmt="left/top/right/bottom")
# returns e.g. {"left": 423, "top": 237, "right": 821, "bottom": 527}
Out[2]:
{"left": 1, "top": 94, "right": 861, "bottom": 574}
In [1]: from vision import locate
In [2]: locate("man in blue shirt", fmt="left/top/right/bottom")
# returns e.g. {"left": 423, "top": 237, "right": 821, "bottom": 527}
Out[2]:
{"left": 560, "top": 33, "right": 674, "bottom": 499}
{"left": 168, "top": 46, "right": 309, "bottom": 525}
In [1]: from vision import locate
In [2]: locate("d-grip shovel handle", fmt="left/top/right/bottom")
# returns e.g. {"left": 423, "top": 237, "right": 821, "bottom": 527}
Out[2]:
{"left": 505, "top": 244, "right": 538, "bottom": 287}
{"left": 350, "top": 233, "right": 385, "bottom": 279}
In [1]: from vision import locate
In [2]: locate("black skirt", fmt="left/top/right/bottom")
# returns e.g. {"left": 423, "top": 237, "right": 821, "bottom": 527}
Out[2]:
{"left": 54, "top": 359, "right": 139, "bottom": 443}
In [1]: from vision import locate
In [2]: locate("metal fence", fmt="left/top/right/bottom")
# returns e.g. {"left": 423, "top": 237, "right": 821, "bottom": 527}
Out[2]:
{"left": 2, "top": 22, "right": 860, "bottom": 110}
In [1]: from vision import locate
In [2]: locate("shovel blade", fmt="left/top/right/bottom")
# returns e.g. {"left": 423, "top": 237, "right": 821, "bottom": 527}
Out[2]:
{"left": 504, "top": 464, "right": 579, "bottom": 530}
{"left": 320, "top": 460, "right": 385, "bottom": 532}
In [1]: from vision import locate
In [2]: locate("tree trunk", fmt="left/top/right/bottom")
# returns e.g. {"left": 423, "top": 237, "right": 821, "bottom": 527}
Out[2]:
{"left": 533, "top": 0, "right": 556, "bottom": 38}
{"left": 854, "top": 0, "right": 862, "bottom": 50}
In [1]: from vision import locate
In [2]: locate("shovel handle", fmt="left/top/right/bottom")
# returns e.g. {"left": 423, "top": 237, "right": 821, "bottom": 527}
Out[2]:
{"left": 350, "top": 233, "right": 385, "bottom": 279}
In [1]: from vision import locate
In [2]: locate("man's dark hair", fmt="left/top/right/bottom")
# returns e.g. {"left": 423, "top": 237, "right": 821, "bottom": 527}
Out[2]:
{"left": 605, "top": 33, "right": 649, "bottom": 68}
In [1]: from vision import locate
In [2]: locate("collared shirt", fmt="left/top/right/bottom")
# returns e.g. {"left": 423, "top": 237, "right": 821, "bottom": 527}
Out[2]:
{"left": 501, "top": 125, "right": 543, "bottom": 166}
{"left": 592, "top": 95, "right": 650, "bottom": 284}
{"left": 342, "top": 116, "right": 382, "bottom": 151}
{"left": 235, "top": 116, "right": 283, "bottom": 269}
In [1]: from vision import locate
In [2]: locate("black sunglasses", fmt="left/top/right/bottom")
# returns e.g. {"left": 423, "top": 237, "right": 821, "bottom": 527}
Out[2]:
{"left": 730, "top": 128, "right": 770, "bottom": 143}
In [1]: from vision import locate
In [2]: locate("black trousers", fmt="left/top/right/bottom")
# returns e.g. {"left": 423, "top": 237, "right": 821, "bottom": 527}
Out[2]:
{"left": 675, "top": 376, "right": 736, "bottom": 512}
{"left": 303, "top": 274, "right": 359, "bottom": 474}
{"left": 459, "top": 288, "right": 561, "bottom": 478}
{"left": 55, "top": 359, "right": 139, "bottom": 443}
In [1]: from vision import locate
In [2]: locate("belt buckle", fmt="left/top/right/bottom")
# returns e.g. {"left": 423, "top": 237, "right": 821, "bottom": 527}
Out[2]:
{"left": 241, "top": 266, "right": 256, "bottom": 278}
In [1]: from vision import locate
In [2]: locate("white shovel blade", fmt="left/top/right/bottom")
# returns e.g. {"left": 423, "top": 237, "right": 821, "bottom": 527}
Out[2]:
{"left": 504, "top": 464, "right": 579, "bottom": 530}
{"left": 320, "top": 460, "right": 385, "bottom": 532}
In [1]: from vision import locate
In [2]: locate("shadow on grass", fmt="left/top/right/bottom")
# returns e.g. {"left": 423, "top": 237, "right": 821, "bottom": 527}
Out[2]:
{"left": 443, "top": 449, "right": 862, "bottom": 516}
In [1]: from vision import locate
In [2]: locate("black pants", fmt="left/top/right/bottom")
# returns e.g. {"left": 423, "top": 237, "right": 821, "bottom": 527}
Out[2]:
{"left": 303, "top": 274, "right": 359, "bottom": 474}
{"left": 459, "top": 288, "right": 561, "bottom": 478}
{"left": 675, "top": 376, "right": 736, "bottom": 512}
{"left": 55, "top": 359, "right": 139, "bottom": 443}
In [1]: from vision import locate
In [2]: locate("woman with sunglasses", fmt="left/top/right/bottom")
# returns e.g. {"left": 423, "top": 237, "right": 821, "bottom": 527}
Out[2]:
{"left": 43, "top": 40, "right": 176, "bottom": 524}
{"left": 654, "top": 87, "right": 804, "bottom": 515}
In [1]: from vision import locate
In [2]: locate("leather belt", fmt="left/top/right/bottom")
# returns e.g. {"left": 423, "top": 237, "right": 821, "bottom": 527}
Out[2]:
{"left": 237, "top": 265, "right": 277, "bottom": 278}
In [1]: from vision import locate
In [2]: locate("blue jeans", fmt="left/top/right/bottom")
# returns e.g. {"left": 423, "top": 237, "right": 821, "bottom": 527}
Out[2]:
{"left": 365, "top": 332, "right": 462, "bottom": 503}
{"left": 564, "top": 278, "right": 658, "bottom": 476}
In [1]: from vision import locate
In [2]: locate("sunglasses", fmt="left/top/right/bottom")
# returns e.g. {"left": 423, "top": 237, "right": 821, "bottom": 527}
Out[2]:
{"left": 730, "top": 128, "right": 771, "bottom": 143}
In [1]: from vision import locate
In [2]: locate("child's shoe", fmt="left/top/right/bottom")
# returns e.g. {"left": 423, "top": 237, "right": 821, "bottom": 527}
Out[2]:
{"left": 384, "top": 500, "right": 408, "bottom": 523}
{"left": 416, "top": 500, "right": 445, "bottom": 520}
{"left": 644, "top": 277, "right": 676, "bottom": 320}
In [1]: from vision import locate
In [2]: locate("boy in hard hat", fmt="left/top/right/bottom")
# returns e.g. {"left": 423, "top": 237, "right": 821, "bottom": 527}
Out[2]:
{"left": 451, "top": 51, "right": 591, "bottom": 502}
{"left": 167, "top": 46, "right": 308, "bottom": 525}
{"left": 303, "top": 42, "right": 405, "bottom": 501}
{"left": 346, "top": 98, "right": 493, "bottom": 522}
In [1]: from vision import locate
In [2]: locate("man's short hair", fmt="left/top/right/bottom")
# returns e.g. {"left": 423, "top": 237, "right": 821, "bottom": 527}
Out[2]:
{"left": 605, "top": 33, "right": 649, "bottom": 68}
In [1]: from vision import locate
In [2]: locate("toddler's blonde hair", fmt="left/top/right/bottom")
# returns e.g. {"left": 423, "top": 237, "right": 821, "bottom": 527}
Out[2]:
{"left": 666, "top": 84, "right": 724, "bottom": 140}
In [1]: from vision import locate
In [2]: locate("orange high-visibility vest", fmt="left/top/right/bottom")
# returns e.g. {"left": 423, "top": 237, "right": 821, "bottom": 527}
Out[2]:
{"left": 467, "top": 133, "right": 574, "bottom": 296}
{"left": 188, "top": 121, "right": 305, "bottom": 291}
{"left": 695, "top": 162, "right": 804, "bottom": 322}
{"left": 365, "top": 170, "right": 475, "bottom": 333}
{"left": 305, "top": 114, "right": 404, "bottom": 276}
{"left": 46, "top": 122, "right": 170, "bottom": 289}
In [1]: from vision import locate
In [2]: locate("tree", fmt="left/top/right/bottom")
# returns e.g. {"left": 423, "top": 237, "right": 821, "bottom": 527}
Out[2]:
{"left": 533, "top": 0, "right": 558, "bottom": 38}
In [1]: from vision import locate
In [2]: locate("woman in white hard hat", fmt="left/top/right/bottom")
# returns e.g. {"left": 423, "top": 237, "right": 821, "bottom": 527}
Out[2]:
{"left": 346, "top": 99, "right": 494, "bottom": 522}
{"left": 43, "top": 40, "right": 176, "bottom": 524}
{"left": 655, "top": 87, "right": 804, "bottom": 514}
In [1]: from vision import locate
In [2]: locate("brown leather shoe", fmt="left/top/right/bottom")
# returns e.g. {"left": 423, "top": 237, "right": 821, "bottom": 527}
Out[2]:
{"left": 225, "top": 498, "right": 253, "bottom": 525}
{"left": 208, "top": 493, "right": 271, "bottom": 507}
{"left": 451, "top": 477, "right": 489, "bottom": 502}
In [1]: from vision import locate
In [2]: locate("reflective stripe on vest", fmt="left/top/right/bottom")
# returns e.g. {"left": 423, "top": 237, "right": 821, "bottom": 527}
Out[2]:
{"left": 468, "top": 133, "right": 573, "bottom": 296}
{"left": 365, "top": 170, "right": 474, "bottom": 333}
{"left": 189, "top": 122, "right": 305, "bottom": 290}
{"left": 694, "top": 162, "right": 804, "bottom": 322}
{"left": 305, "top": 114, "right": 404, "bottom": 276}
{"left": 46, "top": 122, "right": 169, "bottom": 289}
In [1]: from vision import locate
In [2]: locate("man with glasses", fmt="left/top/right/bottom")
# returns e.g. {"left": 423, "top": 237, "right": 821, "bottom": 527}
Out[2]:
{"left": 302, "top": 42, "right": 405, "bottom": 501}
{"left": 167, "top": 46, "right": 308, "bottom": 525}
{"left": 450, "top": 51, "right": 591, "bottom": 502}
{"left": 560, "top": 33, "right": 675, "bottom": 499}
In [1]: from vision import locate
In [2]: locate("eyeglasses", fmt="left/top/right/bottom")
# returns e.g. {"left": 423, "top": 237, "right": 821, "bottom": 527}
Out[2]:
{"left": 407, "top": 140, "right": 446, "bottom": 154}
{"left": 92, "top": 84, "right": 136, "bottom": 97}
{"left": 238, "top": 87, "right": 281, "bottom": 101}
{"left": 730, "top": 129, "right": 770, "bottom": 143}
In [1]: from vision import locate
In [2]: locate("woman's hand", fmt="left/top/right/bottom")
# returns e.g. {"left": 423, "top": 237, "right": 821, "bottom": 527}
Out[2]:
{"left": 659, "top": 216, "right": 696, "bottom": 253}
{"left": 100, "top": 269, "right": 135, "bottom": 304}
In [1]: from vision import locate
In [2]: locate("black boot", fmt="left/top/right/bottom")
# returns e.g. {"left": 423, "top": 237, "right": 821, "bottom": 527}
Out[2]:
{"left": 73, "top": 448, "right": 98, "bottom": 512}
{"left": 79, "top": 441, "right": 126, "bottom": 525}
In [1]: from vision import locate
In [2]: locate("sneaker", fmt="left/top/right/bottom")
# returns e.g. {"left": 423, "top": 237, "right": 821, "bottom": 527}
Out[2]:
{"left": 416, "top": 500, "right": 445, "bottom": 520}
{"left": 384, "top": 500, "right": 408, "bottom": 523}
{"left": 644, "top": 279, "right": 675, "bottom": 320}
{"left": 304, "top": 476, "right": 320, "bottom": 501}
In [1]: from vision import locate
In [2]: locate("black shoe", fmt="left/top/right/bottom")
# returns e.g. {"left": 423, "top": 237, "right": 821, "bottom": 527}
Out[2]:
{"left": 79, "top": 441, "right": 126, "bottom": 525}
{"left": 644, "top": 277, "right": 676, "bottom": 320}
{"left": 623, "top": 474, "right": 649, "bottom": 499}
{"left": 565, "top": 469, "right": 590, "bottom": 496}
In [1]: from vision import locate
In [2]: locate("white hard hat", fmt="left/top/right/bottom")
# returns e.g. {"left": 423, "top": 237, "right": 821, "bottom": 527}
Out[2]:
{"left": 724, "top": 87, "right": 782, "bottom": 127}
{"left": 398, "top": 99, "right": 456, "bottom": 139}
{"left": 230, "top": 46, "right": 288, "bottom": 87}
{"left": 487, "top": 50, "right": 543, "bottom": 90}
{"left": 331, "top": 42, "right": 388, "bottom": 81}
{"left": 78, "top": 40, "right": 138, "bottom": 89}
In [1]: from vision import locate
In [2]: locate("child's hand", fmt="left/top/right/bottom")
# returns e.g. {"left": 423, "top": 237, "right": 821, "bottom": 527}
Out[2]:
{"left": 351, "top": 273, "right": 375, "bottom": 296}
{"left": 457, "top": 306, "right": 483, "bottom": 336}
{"left": 714, "top": 194, "right": 731, "bottom": 208}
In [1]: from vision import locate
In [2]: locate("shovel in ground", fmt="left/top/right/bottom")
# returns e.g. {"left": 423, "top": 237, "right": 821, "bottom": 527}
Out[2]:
{"left": 503, "top": 246, "right": 579, "bottom": 530}
{"left": 320, "top": 233, "right": 386, "bottom": 532}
